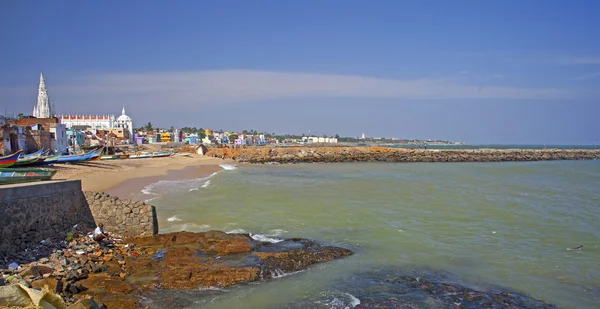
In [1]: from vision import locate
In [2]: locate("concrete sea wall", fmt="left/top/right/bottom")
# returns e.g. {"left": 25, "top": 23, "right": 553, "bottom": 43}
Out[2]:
{"left": 0, "top": 180, "right": 158, "bottom": 261}
{"left": 208, "top": 147, "right": 600, "bottom": 163}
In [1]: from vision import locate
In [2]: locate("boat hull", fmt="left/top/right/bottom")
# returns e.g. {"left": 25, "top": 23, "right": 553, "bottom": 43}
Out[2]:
{"left": 0, "top": 168, "right": 57, "bottom": 184}
{"left": 56, "top": 150, "right": 95, "bottom": 163}
{"left": 0, "top": 150, "right": 23, "bottom": 168}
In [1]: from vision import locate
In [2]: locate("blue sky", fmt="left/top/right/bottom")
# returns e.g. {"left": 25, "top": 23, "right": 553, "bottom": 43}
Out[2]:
{"left": 1, "top": 0, "right": 599, "bottom": 144}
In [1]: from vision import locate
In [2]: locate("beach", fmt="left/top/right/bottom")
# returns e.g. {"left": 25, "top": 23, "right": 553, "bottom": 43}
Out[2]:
{"left": 51, "top": 154, "right": 229, "bottom": 197}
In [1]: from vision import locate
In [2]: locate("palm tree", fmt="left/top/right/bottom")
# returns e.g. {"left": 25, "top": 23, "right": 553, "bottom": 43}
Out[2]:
{"left": 144, "top": 122, "right": 153, "bottom": 132}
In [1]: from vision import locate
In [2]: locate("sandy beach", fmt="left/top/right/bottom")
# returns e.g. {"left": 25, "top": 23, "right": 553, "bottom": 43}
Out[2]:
{"left": 51, "top": 154, "right": 230, "bottom": 198}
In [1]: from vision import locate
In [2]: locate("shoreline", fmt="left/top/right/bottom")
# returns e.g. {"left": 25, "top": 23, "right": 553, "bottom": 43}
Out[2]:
{"left": 51, "top": 154, "right": 232, "bottom": 199}
{"left": 104, "top": 164, "right": 224, "bottom": 200}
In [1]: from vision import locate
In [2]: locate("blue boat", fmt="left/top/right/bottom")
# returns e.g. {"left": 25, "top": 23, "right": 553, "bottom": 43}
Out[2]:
{"left": 56, "top": 149, "right": 96, "bottom": 163}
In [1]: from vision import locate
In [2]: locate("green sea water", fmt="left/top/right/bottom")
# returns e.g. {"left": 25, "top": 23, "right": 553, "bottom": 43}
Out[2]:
{"left": 140, "top": 161, "right": 600, "bottom": 309}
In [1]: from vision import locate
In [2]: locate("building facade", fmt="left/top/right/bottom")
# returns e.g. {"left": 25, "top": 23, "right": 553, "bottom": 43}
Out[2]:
{"left": 58, "top": 114, "right": 115, "bottom": 129}
{"left": 58, "top": 107, "right": 134, "bottom": 142}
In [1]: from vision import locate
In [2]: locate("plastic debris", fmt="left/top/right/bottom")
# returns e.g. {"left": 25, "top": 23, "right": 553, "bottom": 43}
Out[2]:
{"left": 7, "top": 262, "right": 19, "bottom": 270}
{"left": 153, "top": 249, "right": 166, "bottom": 260}
{"left": 76, "top": 250, "right": 85, "bottom": 255}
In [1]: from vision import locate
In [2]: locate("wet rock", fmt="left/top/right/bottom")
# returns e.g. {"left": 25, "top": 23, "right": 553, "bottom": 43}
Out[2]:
{"left": 254, "top": 239, "right": 353, "bottom": 278}
{"left": 67, "top": 296, "right": 105, "bottom": 309}
{"left": 291, "top": 269, "right": 558, "bottom": 309}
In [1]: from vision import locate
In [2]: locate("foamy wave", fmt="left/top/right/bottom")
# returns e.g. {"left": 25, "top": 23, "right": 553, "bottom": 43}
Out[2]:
{"left": 325, "top": 292, "right": 361, "bottom": 308}
{"left": 250, "top": 233, "right": 283, "bottom": 243}
{"left": 345, "top": 293, "right": 361, "bottom": 307}
{"left": 219, "top": 163, "right": 237, "bottom": 170}
{"left": 226, "top": 229, "right": 248, "bottom": 234}
{"left": 266, "top": 229, "right": 287, "bottom": 236}
{"left": 197, "top": 286, "right": 228, "bottom": 291}
{"left": 167, "top": 216, "right": 182, "bottom": 222}
{"left": 141, "top": 186, "right": 154, "bottom": 195}
{"left": 138, "top": 171, "right": 220, "bottom": 196}
{"left": 270, "top": 268, "right": 303, "bottom": 278}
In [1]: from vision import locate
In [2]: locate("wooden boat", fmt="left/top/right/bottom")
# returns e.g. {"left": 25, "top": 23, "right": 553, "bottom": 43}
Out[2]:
{"left": 0, "top": 150, "right": 23, "bottom": 168}
{"left": 32, "top": 154, "right": 60, "bottom": 166}
{"left": 14, "top": 156, "right": 43, "bottom": 166}
{"left": 129, "top": 152, "right": 153, "bottom": 159}
{"left": 100, "top": 155, "right": 120, "bottom": 160}
{"left": 20, "top": 148, "right": 46, "bottom": 158}
{"left": 152, "top": 151, "right": 172, "bottom": 158}
{"left": 56, "top": 149, "right": 96, "bottom": 163}
{"left": 90, "top": 147, "right": 105, "bottom": 161}
{"left": 0, "top": 168, "right": 57, "bottom": 184}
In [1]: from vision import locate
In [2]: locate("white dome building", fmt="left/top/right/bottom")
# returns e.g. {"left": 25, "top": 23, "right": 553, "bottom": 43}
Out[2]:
{"left": 115, "top": 106, "right": 134, "bottom": 142}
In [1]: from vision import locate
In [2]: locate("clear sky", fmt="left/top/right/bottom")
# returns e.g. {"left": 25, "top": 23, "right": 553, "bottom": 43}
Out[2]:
{"left": 1, "top": 0, "right": 599, "bottom": 144}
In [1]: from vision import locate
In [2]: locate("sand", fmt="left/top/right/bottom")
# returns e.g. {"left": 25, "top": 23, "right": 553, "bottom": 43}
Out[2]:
{"left": 51, "top": 154, "right": 230, "bottom": 198}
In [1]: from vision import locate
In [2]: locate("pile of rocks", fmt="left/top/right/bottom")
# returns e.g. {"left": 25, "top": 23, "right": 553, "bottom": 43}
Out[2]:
{"left": 0, "top": 228, "right": 141, "bottom": 307}
{"left": 1, "top": 229, "right": 354, "bottom": 308}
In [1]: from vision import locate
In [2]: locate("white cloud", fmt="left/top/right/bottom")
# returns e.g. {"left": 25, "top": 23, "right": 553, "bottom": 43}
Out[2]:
{"left": 564, "top": 57, "right": 600, "bottom": 65}
{"left": 574, "top": 72, "right": 600, "bottom": 81}
{"left": 48, "top": 70, "right": 569, "bottom": 108}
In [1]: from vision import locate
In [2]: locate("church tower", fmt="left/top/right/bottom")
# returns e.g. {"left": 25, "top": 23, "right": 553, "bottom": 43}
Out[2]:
{"left": 33, "top": 72, "right": 55, "bottom": 118}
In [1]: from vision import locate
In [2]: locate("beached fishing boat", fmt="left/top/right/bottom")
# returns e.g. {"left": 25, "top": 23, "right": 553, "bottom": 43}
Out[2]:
{"left": 14, "top": 156, "right": 43, "bottom": 166}
{"left": 56, "top": 149, "right": 96, "bottom": 163}
{"left": 90, "top": 147, "right": 105, "bottom": 161}
{"left": 0, "top": 150, "right": 23, "bottom": 168}
{"left": 0, "top": 168, "right": 57, "bottom": 184}
{"left": 152, "top": 151, "right": 172, "bottom": 158}
{"left": 100, "top": 154, "right": 120, "bottom": 160}
{"left": 19, "top": 148, "right": 46, "bottom": 158}
{"left": 31, "top": 154, "right": 60, "bottom": 166}
{"left": 129, "top": 152, "right": 153, "bottom": 159}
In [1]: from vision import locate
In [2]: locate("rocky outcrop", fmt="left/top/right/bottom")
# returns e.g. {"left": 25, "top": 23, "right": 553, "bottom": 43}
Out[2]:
{"left": 287, "top": 269, "right": 558, "bottom": 308}
{"left": 1, "top": 230, "right": 352, "bottom": 308}
{"left": 207, "top": 147, "right": 600, "bottom": 163}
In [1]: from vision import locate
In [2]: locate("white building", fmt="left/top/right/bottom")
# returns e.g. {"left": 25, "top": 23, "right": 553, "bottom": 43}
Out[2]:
{"left": 59, "top": 107, "right": 134, "bottom": 142}
{"left": 115, "top": 106, "right": 134, "bottom": 142}
{"left": 49, "top": 123, "right": 68, "bottom": 154}
{"left": 303, "top": 136, "right": 338, "bottom": 144}
{"left": 32, "top": 73, "right": 56, "bottom": 118}
{"left": 58, "top": 114, "right": 115, "bottom": 129}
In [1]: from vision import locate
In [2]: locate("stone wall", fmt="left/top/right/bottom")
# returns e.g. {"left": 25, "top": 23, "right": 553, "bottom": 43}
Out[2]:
{"left": 0, "top": 181, "right": 159, "bottom": 262}
{"left": 0, "top": 180, "right": 95, "bottom": 259}
{"left": 84, "top": 191, "right": 158, "bottom": 237}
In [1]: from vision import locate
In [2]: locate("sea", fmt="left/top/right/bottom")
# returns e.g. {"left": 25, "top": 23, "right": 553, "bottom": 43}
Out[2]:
{"left": 138, "top": 160, "right": 600, "bottom": 309}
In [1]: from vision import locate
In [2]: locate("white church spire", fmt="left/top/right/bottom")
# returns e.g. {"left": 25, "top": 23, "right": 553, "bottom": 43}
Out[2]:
{"left": 122, "top": 106, "right": 126, "bottom": 115}
{"left": 33, "top": 72, "right": 55, "bottom": 118}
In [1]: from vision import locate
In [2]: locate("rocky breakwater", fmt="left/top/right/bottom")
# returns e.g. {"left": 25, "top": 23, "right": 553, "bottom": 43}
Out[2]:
{"left": 1, "top": 229, "right": 352, "bottom": 308}
{"left": 208, "top": 146, "right": 600, "bottom": 163}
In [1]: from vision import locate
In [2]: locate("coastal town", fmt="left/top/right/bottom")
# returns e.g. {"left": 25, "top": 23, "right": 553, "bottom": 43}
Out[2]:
{"left": 2, "top": 74, "right": 472, "bottom": 161}
{"left": 3, "top": 0, "right": 600, "bottom": 307}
